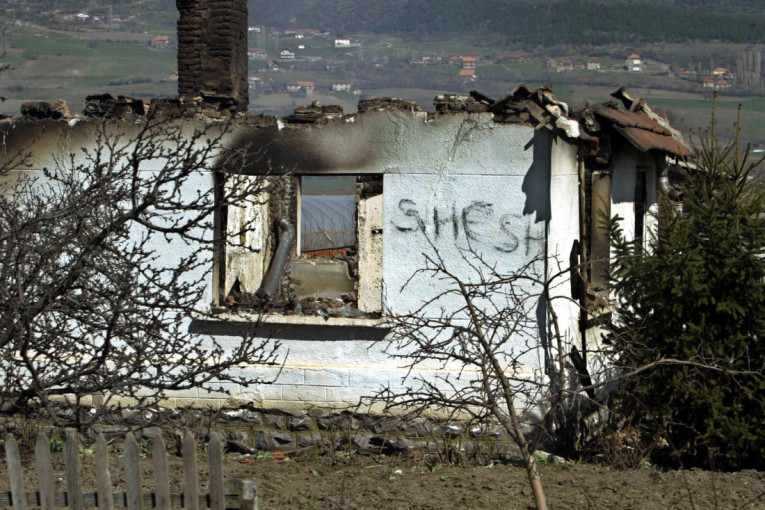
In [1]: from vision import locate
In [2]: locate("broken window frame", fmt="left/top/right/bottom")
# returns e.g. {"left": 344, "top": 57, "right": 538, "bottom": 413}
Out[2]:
{"left": 216, "top": 172, "right": 384, "bottom": 318}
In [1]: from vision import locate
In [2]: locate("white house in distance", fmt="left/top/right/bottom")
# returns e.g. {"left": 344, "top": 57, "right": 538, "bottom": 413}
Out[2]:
{"left": 334, "top": 39, "right": 351, "bottom": 48}
{"left": 286, "top": 81, "right": 315, "bottom": 94}
{"left": 331, "top": 83, "right": 352, "bottom": 92}
{"left": 625, "top": 53, "right": 642, "bottom": 72}
{"left": 247, "top": 48, "right": 267, "bottom": 60}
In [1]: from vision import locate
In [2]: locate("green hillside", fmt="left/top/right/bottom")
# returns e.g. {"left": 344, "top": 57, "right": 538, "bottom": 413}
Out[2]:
{"left": 247, "top": 0, "right": 765, "bottom": 45}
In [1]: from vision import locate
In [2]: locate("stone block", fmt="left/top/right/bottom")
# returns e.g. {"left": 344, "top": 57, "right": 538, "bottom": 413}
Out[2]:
{"left": 323, "top": 386, "right": 366, "bottom": 404}
{"left": 363, "top": 417, "right": 406, "bottom": 434}
{"left": 409, "top": 419, "right": 436, "bottom": 437}
{"left": 281, "top": 385, "right": 326, "bottom": 403}
{"left": 296, "top": 432, "right": 322, "bottom": 447}
{"left": 271, "top": 431, "right": 294, "bottom": 448}
{"left": 288, "top": 416, "right": 314, "bottom": 431}
{"left": 304, "top": 368, "right": 349, "bottom": 387}
{"left": 255, "top": 430, "right": 273, "bottom": 450}
{"left": 437, "top": 423, "right": 465, "bottom": 438}
{"left": 263, "top": 412, "right": 287, "bottom": 429}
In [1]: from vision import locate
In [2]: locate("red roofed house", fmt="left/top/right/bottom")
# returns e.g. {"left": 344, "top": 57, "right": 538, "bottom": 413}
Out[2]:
{"left": 716, "top": 79, "right": 731, "bottom": 89}
{"left": 151, "top": 35, "right": 170, "bottom": 50}
{"left": 461, "top": 56, "right": 476, "bottom": 69}
{"left": 286, "top": 81, "right": 315, "bottom": 94}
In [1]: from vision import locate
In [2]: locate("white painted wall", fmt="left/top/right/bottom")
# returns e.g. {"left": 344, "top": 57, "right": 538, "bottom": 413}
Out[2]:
{"left": 547, "top": 136, "right": 581, "bottom": 347}
{"left": 1, "top": 113, "right": 583, "bottom": 414}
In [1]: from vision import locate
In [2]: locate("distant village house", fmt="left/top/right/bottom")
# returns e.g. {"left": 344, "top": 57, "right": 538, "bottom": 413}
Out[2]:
{"left": 625, "top": 53, "right": 642, "bottom": 72}
{"left": 286, "top": 81, "right": 315, "bottom": 94}
{"left": 150, "top": 35, "right": 170, "bottom": 50}
{"left": 247, "top": 48, "right": 267, "bottom": 60}
{"left": 461, "top": 56, "right": 477, "bottom": 69}
{"left": 331, "top": 83, "right": 352, "bottom": 92}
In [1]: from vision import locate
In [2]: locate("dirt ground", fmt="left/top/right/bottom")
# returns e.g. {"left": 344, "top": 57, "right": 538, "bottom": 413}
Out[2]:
{"left": 5, "top": 446, "right": 764, "bottom": 510}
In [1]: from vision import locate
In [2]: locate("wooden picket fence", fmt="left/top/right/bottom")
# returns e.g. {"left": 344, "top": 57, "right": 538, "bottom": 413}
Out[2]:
{"left": 1, "top": 430, "right": 257, "bottom": 510}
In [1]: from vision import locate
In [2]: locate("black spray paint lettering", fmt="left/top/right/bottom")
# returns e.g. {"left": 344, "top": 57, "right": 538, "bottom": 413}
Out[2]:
{"left": 393, "top": 198, "right": 533, "bottom": 254}
{"left": 394, "top": 199, "right": 425, "bottom": 232}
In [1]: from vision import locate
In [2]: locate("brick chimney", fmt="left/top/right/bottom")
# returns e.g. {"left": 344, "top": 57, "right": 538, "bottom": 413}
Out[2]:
{"left": 176, "top": 0, "right": 249, "bottom": 112}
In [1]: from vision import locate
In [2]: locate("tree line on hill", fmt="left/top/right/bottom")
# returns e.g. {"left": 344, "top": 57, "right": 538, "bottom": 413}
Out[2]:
{"left": 247, "top": 0, "right": 765, "bottom": 45}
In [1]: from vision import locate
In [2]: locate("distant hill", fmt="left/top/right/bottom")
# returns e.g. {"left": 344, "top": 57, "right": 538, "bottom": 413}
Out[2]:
{"left": 247, "top": 0, "right": 765, "bottom": 44}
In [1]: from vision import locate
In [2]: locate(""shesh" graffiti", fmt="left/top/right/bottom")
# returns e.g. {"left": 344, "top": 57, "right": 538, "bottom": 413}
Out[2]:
{"left": 391, "top": 199, "right": 543, "bottom": 254}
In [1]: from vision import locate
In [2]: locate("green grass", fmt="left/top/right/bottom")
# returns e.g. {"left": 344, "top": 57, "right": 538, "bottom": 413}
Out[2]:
{"left": 8, "top": 30, "right": 175, "bottom": 87}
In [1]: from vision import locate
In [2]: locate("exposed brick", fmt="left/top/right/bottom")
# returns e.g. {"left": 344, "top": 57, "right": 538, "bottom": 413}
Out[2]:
{"left": 176, "top": 0, "right": 248, "bottom": 112}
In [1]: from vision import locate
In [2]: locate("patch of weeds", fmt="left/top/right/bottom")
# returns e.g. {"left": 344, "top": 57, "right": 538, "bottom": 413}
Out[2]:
{"left": 424, "top": 459, "right": 439, "bottom": 473}
{"left": 79, "top": 445, "right": 95, "bottom": 456}
{"left": 49, "top": 438, "right": 64, "bottom": 452}
{"left": 534, "top": 454, "right": 564, "bottom": 466}
{"left": 138, "top": 439, "right": 153, "bottom": 458}
{"left": 594, "top": 427, "right": 655, "bottom": 470}
{"left": 310, "top": 469, "right": 320, "bottom": 477}
{"left": 432, "top": 433, "right": 468, "bottom": 466}
{"left": 255, "top": 451, "right": 272, "bottom": 460}
{"left": 335, "top": 449, "right": 355, "bottom": 459}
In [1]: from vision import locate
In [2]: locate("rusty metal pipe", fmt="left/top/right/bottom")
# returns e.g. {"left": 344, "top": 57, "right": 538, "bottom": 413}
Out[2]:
{"left": 256, "top": 218, "right": 295, "bottom": 298}
{"left": 659, "top": 166, "right": 683, "bottom": 201}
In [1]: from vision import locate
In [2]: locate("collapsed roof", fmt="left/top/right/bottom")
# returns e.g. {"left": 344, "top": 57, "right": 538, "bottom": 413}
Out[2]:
{"left": 578, "top": 87, "right": 692, "bottom": 158}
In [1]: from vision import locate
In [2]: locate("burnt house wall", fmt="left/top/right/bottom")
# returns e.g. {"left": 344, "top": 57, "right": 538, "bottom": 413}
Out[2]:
{"left": 176, "top": 0, "right": 249, "bottom": 112}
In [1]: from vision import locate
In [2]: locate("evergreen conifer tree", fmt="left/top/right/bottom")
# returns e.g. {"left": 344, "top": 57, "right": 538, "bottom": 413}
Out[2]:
{"left": 607, "top": 108, "right": 765, "bottom": 470}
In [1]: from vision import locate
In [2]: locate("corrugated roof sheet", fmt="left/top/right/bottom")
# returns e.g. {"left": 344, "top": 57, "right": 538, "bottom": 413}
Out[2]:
{"left": 614, "top": 125, "right": 692, "bottom": 157}
{"left": 586, "top": 89, "right": 692, "bottom": 158}
{"left": 590, "top": 103, "right": 671, "bottom": 135}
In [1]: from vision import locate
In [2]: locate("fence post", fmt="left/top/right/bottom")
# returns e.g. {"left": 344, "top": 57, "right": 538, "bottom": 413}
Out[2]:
{"left": 151, "top": 434, "right": 170, "bottom": 510}
{"left": 182, "top": 431, "right": 199, "bottom": 510}
{"left": 208, "top": 433, "right": 224, "bottom": 510}
{"left": 64, "top": 429, "right": 83, "bottom": 510}
{"left": 5, "top": 435, "right": 26, "bottom": 510}
{"left": 35, "top": 433, "right": 55, "bottom": 510}
{"left": 238, "top": 481, "right": 258, "bottom": 510}
{"left": 123, "top": 433, "right": 142, "bottom": 510}
{"left": 95, "top": 434, "right": 114, "bottom": 510}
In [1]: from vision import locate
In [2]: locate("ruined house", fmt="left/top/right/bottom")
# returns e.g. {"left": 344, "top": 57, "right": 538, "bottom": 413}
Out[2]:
{"left": 0, "top": 0, "right": 691, "bottom": 423}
